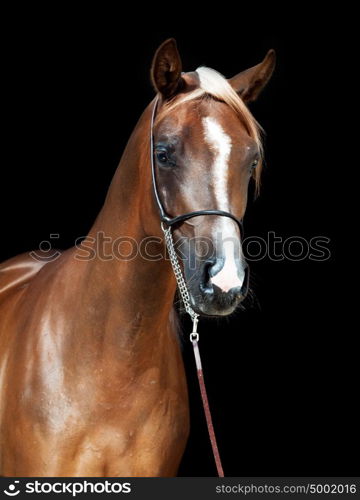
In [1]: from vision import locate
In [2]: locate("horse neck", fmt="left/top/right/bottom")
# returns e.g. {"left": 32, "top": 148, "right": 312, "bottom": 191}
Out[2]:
{"left": 79, "top": 101, "right": 177, "bottom": 349}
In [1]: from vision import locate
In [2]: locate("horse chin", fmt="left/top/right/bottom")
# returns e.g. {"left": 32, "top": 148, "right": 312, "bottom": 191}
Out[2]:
{"left": 194, "top": 303, "right": 238, "bottom": 317}
{"left": 189, "top": 289, "right": 242, "bottom": 317}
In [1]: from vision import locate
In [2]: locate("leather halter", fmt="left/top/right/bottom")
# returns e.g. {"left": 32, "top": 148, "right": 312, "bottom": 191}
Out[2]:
{"left": 150, "top": 95, "right": 244, "bottom": 234}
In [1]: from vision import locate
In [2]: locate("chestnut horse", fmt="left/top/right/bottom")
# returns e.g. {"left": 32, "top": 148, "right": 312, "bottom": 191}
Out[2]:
{"left": 0, "top": 39, "right": 275, "bottom": 476}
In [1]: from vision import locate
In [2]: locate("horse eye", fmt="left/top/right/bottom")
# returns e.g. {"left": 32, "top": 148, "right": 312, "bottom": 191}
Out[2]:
{"left": 156, "top": 150, "right": 168, "bottom": 164}
{"left": 251, "top": 158, "right": 259, "bottom": 169}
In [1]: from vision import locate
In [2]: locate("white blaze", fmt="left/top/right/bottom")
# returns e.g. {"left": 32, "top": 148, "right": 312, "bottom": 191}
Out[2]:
{"left": 202, "top": 116, "right": 231, "bottom": 211}
{"left": 202, "top": 116, "right": 244, "bottom": 293}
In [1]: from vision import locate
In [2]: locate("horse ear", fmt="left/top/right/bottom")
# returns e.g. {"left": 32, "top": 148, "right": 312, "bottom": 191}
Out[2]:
{"left": 228, "top": 49, "right": 276, "bottom": 103}
{"left": 151, "top": 38, "right": 183, "bottom": 98}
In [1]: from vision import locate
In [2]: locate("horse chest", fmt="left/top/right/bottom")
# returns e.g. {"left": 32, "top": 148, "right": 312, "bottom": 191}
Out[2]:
{"left": 94, "top": 387, "right": 190, "bottom": 476}
{"left": 88, "top": 367, "right": 190, "bottom": 475}
{"left": 58, "top": 378, "right": 190, "bottom": 476}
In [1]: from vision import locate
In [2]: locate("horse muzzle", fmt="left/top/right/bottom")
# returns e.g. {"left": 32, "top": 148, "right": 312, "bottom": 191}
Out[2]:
{"left": 185, "top": 256, "right": 249, "bottom": 317}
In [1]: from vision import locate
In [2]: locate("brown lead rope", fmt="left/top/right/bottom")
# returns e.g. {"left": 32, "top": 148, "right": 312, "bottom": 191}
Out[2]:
{"left": 162, "top": 224, "right": 225, "bottom": 477}
{"left": 191, "top": 338, "right": 225, "bottom": 477}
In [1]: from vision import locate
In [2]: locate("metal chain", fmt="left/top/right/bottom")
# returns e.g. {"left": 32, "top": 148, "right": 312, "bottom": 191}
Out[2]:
{"left": 161, "top": 223, "right": 199, "bottom": 340}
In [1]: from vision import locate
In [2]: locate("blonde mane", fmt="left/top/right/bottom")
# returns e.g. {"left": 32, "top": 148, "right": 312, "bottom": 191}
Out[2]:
{"left": 155, "top": 66, "right": 264, "bottom": 192}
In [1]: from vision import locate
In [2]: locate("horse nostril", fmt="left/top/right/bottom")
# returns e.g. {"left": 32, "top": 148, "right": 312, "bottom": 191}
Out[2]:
{"left": 241, "top": 265, "right": 249, "bottom": 297}
{"left": 229, "top": 285, "right": 243, "bottom": 299}
{"left": 200, "top": 258, "right": 217, "bottom": 294}
{"left": 199, "top": 258, "right": 249, "bottom": 300}
{"left": 228, "top": 266, "right": 249, "bottom": 301}
{"left": 216, "top": 264, "right": 249, "bottom": 301}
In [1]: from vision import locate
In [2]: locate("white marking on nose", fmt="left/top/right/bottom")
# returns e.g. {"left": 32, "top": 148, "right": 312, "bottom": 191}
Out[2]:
{"left": 202, "top": 117, "right": 244, "bottom": 293}
{"left": 211, "top": 234, "right": 244, "bottom": 293}
{"left": 202, "top": 116, "right": 232, "bottom": 211}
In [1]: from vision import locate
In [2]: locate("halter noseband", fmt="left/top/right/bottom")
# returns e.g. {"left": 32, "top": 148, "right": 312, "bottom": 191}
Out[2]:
{"left": 150, "top": 96, "right": 243, "bottom": 233}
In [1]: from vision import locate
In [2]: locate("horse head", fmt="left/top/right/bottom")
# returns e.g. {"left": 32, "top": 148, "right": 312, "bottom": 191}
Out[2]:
{"left": 148, "top": 39, "right": 275, "bottom": 317}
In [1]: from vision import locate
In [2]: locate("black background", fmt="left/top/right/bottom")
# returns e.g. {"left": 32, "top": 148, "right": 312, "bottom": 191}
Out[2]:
{"left": 1, "top": 6, "right": 354, "bottom": 476}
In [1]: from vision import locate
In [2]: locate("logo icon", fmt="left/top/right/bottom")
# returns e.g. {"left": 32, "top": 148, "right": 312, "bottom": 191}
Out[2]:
{"left": 3, "top": 481, "right": 20, "bottom": 496}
